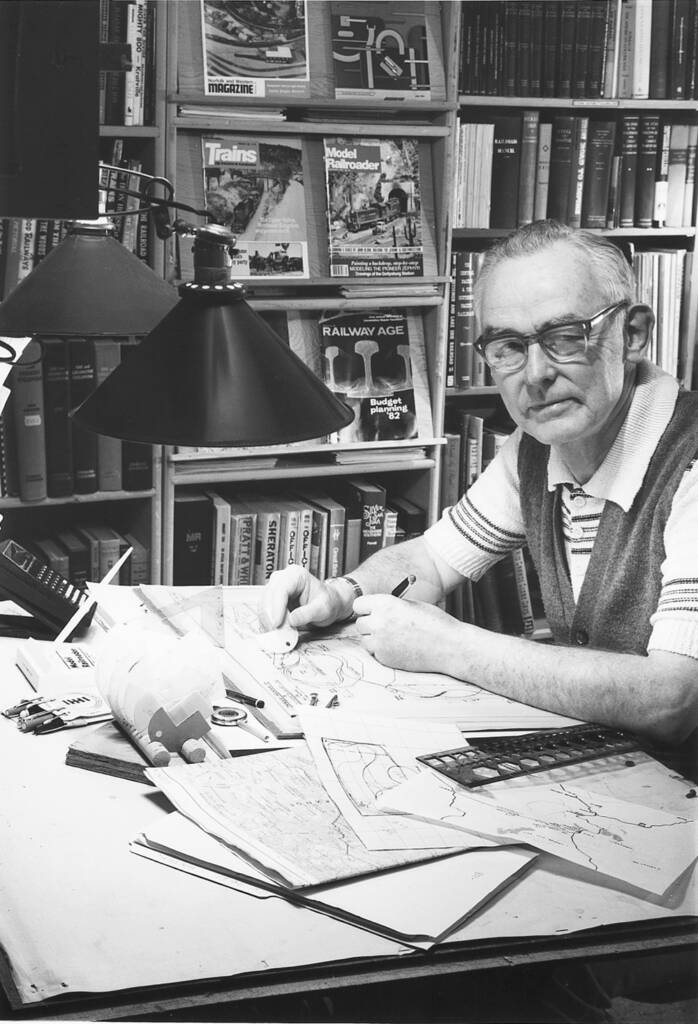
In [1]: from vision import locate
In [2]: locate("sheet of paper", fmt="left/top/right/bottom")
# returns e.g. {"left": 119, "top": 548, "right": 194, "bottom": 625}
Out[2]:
{"left": 145, "top": 744, "right": 475, "bottom": 889}
{"left": 132, "top": 810, "right": 536, "bottom": 949}
{"left": 378, "top": 766, "right": 698, "bottom": 896}
{"left": 300, "top": 708, "right": 496, "bottom": 851}
{"left": 137, "top": 584, "right": 581, "bottom": 735}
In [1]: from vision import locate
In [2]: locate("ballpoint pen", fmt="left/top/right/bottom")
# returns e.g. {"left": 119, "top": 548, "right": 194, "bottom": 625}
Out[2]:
{"left": 391, "top": 574, "right": 417, "bottom": 599}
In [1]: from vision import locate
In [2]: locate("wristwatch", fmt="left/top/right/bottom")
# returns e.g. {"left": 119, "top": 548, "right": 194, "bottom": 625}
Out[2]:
{"left": 325, "top": 575, "right": 363, "bottom": 621}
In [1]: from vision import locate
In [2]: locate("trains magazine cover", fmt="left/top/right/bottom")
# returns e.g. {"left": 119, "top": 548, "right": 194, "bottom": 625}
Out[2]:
{"left": 324, "top": 137, "right": 423, "bottom": 278}
{"left": 201, "top": 135, "right": 309, "bottom": 279}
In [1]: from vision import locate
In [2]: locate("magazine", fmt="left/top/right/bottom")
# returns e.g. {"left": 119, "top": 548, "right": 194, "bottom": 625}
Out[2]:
{"left": 319, "top": 309, "right": 418, "bottom": 443}
{"left": 324, "top": 136, "right": 423, "bottom": 278}
{"left": 200, "top": 1, "right": 309, "bottom": 99}
{"left": 202, "top": 135, "right": 309, "bottom": 279}
{"left": 331, "top": 1, "right": 431, "bottom": 101}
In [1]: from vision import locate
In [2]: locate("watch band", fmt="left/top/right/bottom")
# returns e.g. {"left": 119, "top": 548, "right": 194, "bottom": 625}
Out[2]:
{"left": 326, "top": 575, "right": 363, "bottom": 621}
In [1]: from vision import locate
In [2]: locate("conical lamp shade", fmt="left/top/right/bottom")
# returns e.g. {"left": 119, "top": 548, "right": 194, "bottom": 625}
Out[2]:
{"left": 0, "top": 220, "right": 178, "bottom": 336}
{"left": 72, "top": 282, "right": 354, "bottom": 446}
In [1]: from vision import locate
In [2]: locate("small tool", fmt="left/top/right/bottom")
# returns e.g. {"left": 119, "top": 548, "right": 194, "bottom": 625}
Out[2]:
{"left": 392, "top": 574, "right": 416, "bottom": 598}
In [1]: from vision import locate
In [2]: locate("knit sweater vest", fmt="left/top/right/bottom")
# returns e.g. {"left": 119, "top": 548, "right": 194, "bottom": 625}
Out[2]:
{"left": 518, "top": 389, "right": 698, "bottom": 655}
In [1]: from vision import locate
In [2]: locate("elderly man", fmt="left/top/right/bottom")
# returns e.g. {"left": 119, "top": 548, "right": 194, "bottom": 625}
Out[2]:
{"left": 261, "top": 220, "right": 698, "bottom": 748}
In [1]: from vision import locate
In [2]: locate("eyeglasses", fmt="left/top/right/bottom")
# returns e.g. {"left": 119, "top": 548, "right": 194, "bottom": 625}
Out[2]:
{"left": 474, "top": 301, "right": 628, "bottom": 374}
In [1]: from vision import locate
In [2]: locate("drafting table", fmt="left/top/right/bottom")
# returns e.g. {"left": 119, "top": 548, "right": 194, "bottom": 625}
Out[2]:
{"left": 0, "top": 634, "right": 695, "bottom": 1022}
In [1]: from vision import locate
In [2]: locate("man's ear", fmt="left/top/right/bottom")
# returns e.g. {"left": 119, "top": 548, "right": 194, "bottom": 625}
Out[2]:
{"left": 624, "top": 303, "right": 654, "bottom": 360}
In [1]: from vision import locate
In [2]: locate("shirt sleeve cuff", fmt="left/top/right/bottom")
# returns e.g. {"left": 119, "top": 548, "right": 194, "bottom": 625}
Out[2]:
{"left": 648, "top": 615, "right": 698, "bottom": 661}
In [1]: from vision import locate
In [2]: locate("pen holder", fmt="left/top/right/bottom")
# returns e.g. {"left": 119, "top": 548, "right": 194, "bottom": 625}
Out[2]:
{"left": 95, "top": 625, "right": 230, "bottom": 765}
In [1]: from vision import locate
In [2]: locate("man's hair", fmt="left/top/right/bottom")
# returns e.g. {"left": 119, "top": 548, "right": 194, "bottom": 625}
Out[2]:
{"left": 473, "top": 220, "right": 637, "bottom": 322}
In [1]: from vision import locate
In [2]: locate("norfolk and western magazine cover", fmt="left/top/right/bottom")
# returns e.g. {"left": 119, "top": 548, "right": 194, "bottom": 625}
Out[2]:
{"left": 331, "top": 1, "right": 431, "bottom": 100}
{"left": 324, "top": 137, "right": 423, "bottom": 278}
{"left": 202, "top": 135, "right": 309, "bottom": 279}
{"left": 200, "top": 0, "right": 309, "bottom": 99}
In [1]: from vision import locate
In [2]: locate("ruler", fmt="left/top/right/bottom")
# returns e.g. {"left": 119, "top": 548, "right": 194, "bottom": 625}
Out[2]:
{"left": 417, "top": 724, "right": 641, "bottom": 789}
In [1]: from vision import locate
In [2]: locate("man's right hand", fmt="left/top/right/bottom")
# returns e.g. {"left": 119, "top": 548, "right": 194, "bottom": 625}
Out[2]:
{"left": 258, "top": 566, "right": 355, "bottom": 632}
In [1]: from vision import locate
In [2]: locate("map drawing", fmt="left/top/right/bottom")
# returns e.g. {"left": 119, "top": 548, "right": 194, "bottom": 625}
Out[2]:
{"left": 301, "top": 708, "right": 495, "bottom": 852}
{"left": 146, "top": 744, "right": 465, "bottom": 889}
{"left": 378, "top": 770, "right": 698, "bottom": 896}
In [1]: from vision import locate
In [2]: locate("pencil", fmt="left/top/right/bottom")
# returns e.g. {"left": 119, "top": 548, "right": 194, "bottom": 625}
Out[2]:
{"left": 391, "top": 574, "right": 416, "bottom": 599}
{"left": 226, "top": 689, "right": 266, "bottom": 709}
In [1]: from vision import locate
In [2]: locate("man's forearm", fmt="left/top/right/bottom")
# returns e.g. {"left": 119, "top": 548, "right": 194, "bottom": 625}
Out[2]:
{"left": 344, "top": 537, "right": 454, "bottom": 607}
{"left": 438, "top": 623, "right": 698, "bottom": 744}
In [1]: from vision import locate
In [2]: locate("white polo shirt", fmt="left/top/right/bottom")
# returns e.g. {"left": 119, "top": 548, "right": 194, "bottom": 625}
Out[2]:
{"left": 425, "top": 361, "right": 698, "bottom": 659}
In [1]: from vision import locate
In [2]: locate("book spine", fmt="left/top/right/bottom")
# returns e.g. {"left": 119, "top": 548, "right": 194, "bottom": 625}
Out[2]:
{"left": 502, "top": 2, "right": 519, "bottom": 95}
{"left": 510, "top": 547, "right": 536, "bottom": 637}
{"left": 682, "top": 124, "right": 698, "bottom": 227}
{"left": 653, "top": 120, "right": 673, "bottom": 225}
{"left": 517, "top": 109, "right": 540, "bottom": 226}
{"left": 630, "top": 0, "right": 652, "bottom": 98}
{"left": 41, "top": 338, "right": 74, "bottom": 497}
{"left": 649, "top": 0, "right": 672, "bottom": 98}
{"left": 587, "top": 0, "right": 610, "bottom": 97}
{"left": 68, "top": 339, "right": 98, "bottom": 494}
{"left": 567, "top": 116, "right": 589, "bottom": 228}
{"left": 123, "top": 533, "right": 150, "bottom": 586}
{"left": 666, "top": 122, "right": 690, "bottom": 226}
{"left": 581, "top": 120, "right": 617, "bottom": 229}
{"left": 618, "top": 112, "right": 641, "bottom": 227}
{"left": 11, "top": 340, "right": 48, "bottom": 502}
{"left": 670, "top": 0, "right": 691, "bottom": 98}
{"left": 327, "top": 508, "right": 346, "bottom": 578}
{"left": 173, "top": 494, "right": 213, "bottom": 586}
{"left": 296, "top": 506, "right": 312, "bottom": 572}
{"left": 546, "top": 115, "right": 575, "bottom": 221}
{"left": 0, "top": 397, "right": 20, "bottom": 498}
{"left": 440, "top": 432, "right": 462, "bottom": 511}
{"left": 571, "top": 2, "right": 592, "bottom": 97}
{"left": 533, "top": 121, "right": 553, "bottom": 220}
{"left": 253, "top": 511, "right": 281, "bottom": 585}
{"left": 229, "top": 511, "right": 256, "bottom": 586}
{"left": 541, "top": 1, "right": 560, "bottom": 97}
{"left": 343, "top": 513, "right": 362, "bottom": 574}
{"left": 453, "top": 251, "right": 475, "bottom": 389}
{"left": 490, "top": 115, "right": 522, "bottom": 228}
{"left": 516, "top": 2, "right": 532, "bottom": 95}
{"left": 94, "top": 341, "right": 123, "bottom": 491}
{"left": 206, "top": 492, "right": 230, "bottom": 586}
{"left": 616, "top": 0, "right": 636, "bottom": 98}
{"left": 446, "top": 252, "right": 456, "bottom": 388}
{"left": 635, "top": 114, "right": 660, "bottom": 228}
{"left": 558, "top": 2, "right": 577, "bottom": 96}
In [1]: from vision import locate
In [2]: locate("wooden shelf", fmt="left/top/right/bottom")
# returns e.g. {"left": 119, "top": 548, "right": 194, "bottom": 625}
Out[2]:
{"left": 0, "top": 490, "right": 156, "bottom": 511}
{"left": 458, "top": 96, "right": 698, "bottom": 111}
{"left": 172, "top": 114, "right": 451, "bottom": 138}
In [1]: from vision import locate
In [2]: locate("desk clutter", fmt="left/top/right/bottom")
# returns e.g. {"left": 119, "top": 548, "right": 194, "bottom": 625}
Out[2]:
{"left": 4, "top": 583, "right": 697, "bottom": 953}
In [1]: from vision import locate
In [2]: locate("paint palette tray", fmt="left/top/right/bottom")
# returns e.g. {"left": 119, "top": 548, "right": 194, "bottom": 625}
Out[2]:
{"left": 417, "top": 724, "right": 641, "bottom": 789}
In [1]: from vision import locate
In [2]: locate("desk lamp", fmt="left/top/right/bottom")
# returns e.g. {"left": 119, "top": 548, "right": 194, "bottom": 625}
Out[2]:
{"left": 71, "top": 222, "right": 354, "bottom": 445}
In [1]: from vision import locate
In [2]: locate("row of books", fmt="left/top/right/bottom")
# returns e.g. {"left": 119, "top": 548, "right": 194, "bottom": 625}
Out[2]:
{"left": 459, "top": 0, "right": 698, "bottom": 100}
{"left": 173, "top": 482, "right": 427, "bottom": 588}
{"left": 454, "top": 114, "right": 697, "bottom": 231}
{"left": 100, "top": 0, "right": 157, "bottom": 126}
{"left": 447, "top": 245, "right": 690, "bottom": 390}
{"left": 26, "top": 525, "right": 149, "bottom": 589}
{"left": 0, "top": 339, "right": 153, "bottom": 502}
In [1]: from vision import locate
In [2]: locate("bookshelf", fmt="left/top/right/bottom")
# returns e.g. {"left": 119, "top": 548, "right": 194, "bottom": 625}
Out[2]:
{"left": 0, "top": 0, "right": 169, "bottom": 586}
{"left": 156, "top": 0, "right": 460, "bottom": 585}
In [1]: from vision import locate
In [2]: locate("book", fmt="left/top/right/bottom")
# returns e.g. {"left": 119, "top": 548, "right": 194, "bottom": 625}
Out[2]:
{"left": 528, "top": 1, "right": 544, "bottom": 96}
{"left": 277, "top": 500, "right": 301, "bottom": 572}
{"left": 567, "top": 116, "right": 589, "bottom": 229}
{"left": 204, "top": 489, "right": 231, "bottom": 586}
{"left": 666, "top": 123, "right": 690, "bottom": 226}
{"left": 490, "top": 115, "right": 521, "bottom": 229}
{"left": 343, "top": 508, "right": 362, "bottom": 574}
{"left": 581, "top": 120, "right": 616, "bottom": 229}
{"left": 248, "top": 497, "right": 282, "bottom": 585}
{"left": 56, "top": 530, "right": 91, "bottom": 590}
{"left": 34, "top": 537, "right": 70, "bottom": 579}
{"left": 201, "top": 135, "right": 309, "bottom": 280}
{"left": 630, "top": 0, "right": 653, "bottom": 99}
{"left": 571, "top": 2, "right": 593, "bottom": 97}
{"left": 653, "top": 120, "right": 673, "bottom": 226}
{"left": 635, "top": 114, "right": 660, "bottom": 229}
{"left": 227, "top": 499, "right": 257, "bottom": 586}
{"left": 381, "top": 506, "right": 398, "bottom": 548}
{"left": 122, "top": 532, "right": 150, "bottom": 586}
{"left": 41, "top": 338, "right": 74, "bottom": 498}
{"left": 339, "top": 478, "right": 387, "bottom": 563}
{"left": 515, "top": 2, "right": 532, "bottom": 96}
{"left": 440, "top": 432, "right": 462, "bottom": 511}
{"left": 533, "top": 121, "right": 553, "bottom": 221}
{"left": 682, "top": 124, "right": 698, "bottom": 226}
{"left": 388, "top": 495, "right": 426, "bottom": 541}
{"left": 670, "top": 0, "right": 692, "bottom": 98}
{"left": 517, "top": 109, "right": 540, "bottom": 226}
{"left": 324, "top": 136, "right": 423, "bottom": 278}
{"left": 300, "top": 489, "right": 346, "bottom": 578}
{"left": 122, "top": 440, "right": 153, "bottom": 491}
{"left": 618, "top": 112, "right": 641, "bottom": 228}
{"left": 74, "top": 526, "right": 100, "bottom": 583}
{"left": 79, "top": 524, "right": 126, "bottom": 581}
{"left": 303, "top": 497, "right": 330, "bottom": 579}
{"left": 11, "top": 339, "right": 48, "bottom": 502}
{"left": 587, "top": 0, "right": 610, "bottom": 97}
{"left": 0, "top": 397, "right": 19, "bottom": 498}
{"left": 557, "top": 1, "right": 577, "bottom": 96}
{"left": 452, "top": 250, "right": 476, "bottom": 389}
{"left": 67, "top": 339, "right": 98, "bottom": 495}
{"left": 616, "top": 0, "right": 637, "bottom": 97}
{"left": 320, "top": 309, "right": 418, "bottom": 443}
{"left": 200, "top": 0, "right": 310, "bottom": 100}
{"left": 172, "top": 492, "right": 213, "bottom": 586}
{"left": 649, "top": 0, "right": 672, "bottom": 98}
{"left": 541, "top": 0, "right": 560, "bottom": 96}
{"left": 330, "top": 1, "right": 432, "bottom": 101}
{"left": 546, "top": 115, "right": 575, "bottom": 222}
{"left": 94, "top": 341, "right": 123, "bottom": 492}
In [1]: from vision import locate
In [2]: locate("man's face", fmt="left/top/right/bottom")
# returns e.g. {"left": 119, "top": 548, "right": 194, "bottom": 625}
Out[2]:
{"left": 479, "top": 244, "right": 630, "bottom": 449}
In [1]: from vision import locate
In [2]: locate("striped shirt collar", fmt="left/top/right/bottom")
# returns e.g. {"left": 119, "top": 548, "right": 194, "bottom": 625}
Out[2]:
{"left": 547, "top": 361, "right": 679, "bottom": 511}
